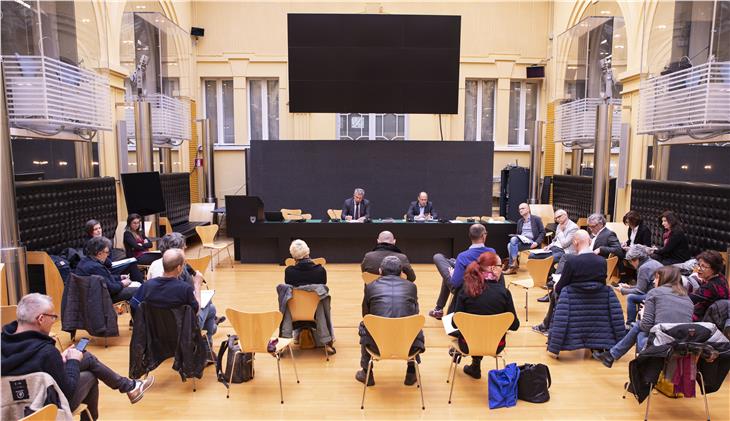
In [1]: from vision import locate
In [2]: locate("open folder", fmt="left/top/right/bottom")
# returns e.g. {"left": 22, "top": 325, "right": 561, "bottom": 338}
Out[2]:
{"left": 201, "top": 290, "right": 215, "bottom": 308}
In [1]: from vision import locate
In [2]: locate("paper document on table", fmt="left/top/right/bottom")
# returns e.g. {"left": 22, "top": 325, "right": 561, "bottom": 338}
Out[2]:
{"left": 442, "top": 313, "right": 459, "bottom": 335}
{"left": 201, "top": 290, "right": 215, "bottom": 308}
{"left": 111, "top": 257, "right": 136, "bottom": 269}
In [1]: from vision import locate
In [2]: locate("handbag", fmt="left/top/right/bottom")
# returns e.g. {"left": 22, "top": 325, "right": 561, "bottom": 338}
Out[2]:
{"left": 516, "top": 363, "right": 551, "bottom": 403}
{"left": 487, "top": 363, "right": 520, "bottom": 409}
{"left": 216, "top": 335, "right": 254, "bottom": 387}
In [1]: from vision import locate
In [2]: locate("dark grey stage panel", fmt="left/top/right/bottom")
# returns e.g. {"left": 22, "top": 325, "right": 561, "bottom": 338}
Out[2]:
{"left": 249, "top": 140, "right": 494, "bottom": 220}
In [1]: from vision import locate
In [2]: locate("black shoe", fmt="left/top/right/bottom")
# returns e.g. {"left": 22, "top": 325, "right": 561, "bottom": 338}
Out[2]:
{"left": 532, "top": 324, "right": 549, "bottom": 336}
{"left": 215, "top": 316, "right": 226, "bottom": 325}
{"left": 404, "top": 370, "right": 417, "bottom": 386}
{"left": 463, "top": 364, "right": 481, "bottom": 379}
{"left": 592, "top": 350, "right": 614, "bottom": 368}
{"left": 537, "top": 294, "right": 550, "bottom": 303}
{"left": 448, "top": 348, "right": 462, "bottom": 364}
{"left": 356, "top": 369, "right": 375, "bottom": 386}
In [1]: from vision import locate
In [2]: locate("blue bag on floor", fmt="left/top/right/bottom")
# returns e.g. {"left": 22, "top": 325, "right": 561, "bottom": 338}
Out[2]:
{"left": 488, "top": 363, "right": 520, "bottom": 409}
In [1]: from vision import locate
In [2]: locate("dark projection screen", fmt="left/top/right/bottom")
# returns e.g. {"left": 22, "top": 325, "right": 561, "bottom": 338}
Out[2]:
{"left": 287, "top": 14, "right": 461, "bottom": 114}
{"left": 249, "top": 140, "right": 493, "bottom": 219}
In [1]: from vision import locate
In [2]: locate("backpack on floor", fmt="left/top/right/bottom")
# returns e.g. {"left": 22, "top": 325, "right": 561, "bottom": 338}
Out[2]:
{"left": 488, "top": 363, "right": 520, "bottom": 409}
{"left": 298, "top": 328, "right": 315, "bottom": 349}
{"left": 516, "top": 363, "right": 551, "bottom": 403}
{"left": 216, "top": 335, "right": 254, "bottom": 386}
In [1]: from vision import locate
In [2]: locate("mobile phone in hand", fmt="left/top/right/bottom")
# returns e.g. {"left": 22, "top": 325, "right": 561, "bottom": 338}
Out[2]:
{"left": 75, "top": 338, "right": 90, "bottom": 352}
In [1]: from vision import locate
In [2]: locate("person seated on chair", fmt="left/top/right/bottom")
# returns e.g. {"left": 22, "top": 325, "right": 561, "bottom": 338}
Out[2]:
{"left": 83, "top": 219, "right": 145, "bottom": 284}
{"left": 621, "top": 210, "right": 652, "bottom": 250}
{"left": 1, "top": 293, "right": 154, "bottom": 420}
{"left": 650, "top": 211, "right": 691, "bottom": 265}
{"left": 504, "top": 203, "right": 545, "bottom": 275}
{"left": 75, "top": 236, "right": 139, "bottom": 304}
{"left": 361, "top": 231, "right": 416, "bottom": 282}
{"left": 341, "top": 188, "right": 370, "bottom": 222}
{"left": 132, "top": 248, "right": 221, "bottom": 347}
{"left": 406, "top": 192, "right": 438, "bottom": 221}
{"left": 428, "top": 224, "right": 495, "bottom": 320}
{"left": 356, "top": 256, "right": 424, "bottom": 387}
{"left": 593, "top": 266, "right": 693, "bottom": 367}
{"left": 285, "top": 239, "right": 327, "bottom": 287}
{"left": 451, "top": 251, "right": 520, "bottom": 379}
{"left": 586, "top": 213, "right": 624, "bottom": 259}
{"left": 689, "top": 250, "right": 729, "bottom": 321}
{"left": 532, "top": 230, "right": 606, "bottom": 335}
{"left": 614, "top": 244, "right": 663, "bottom": 325}
{"left": 123, "top": 214, "right": 159, "bottom": 265}
{"left": 528, "top": 209, "right": 579, "bottom": 271}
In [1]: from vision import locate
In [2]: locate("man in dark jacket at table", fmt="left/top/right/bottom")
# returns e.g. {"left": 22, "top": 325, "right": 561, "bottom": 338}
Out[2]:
{"left": 361, "top": 231, "right": 416, "bottom": 282}
{"left": 342, "top": 188, "right": 371, "bottom": 222}
{"left": 357, "top": 256, "right": 425, "bottom": 387}
{"left": 406, "top": 192, "right": 438, "bottom": 221}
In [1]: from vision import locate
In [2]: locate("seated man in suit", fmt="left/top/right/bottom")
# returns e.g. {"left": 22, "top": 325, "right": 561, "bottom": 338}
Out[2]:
{"left": 532, "top": 230, "right": 607, "bottom": 335}
{"left": 406, "top": 192, "right": 438, "bottom": 221}
{"left": 428, "top": 224, "right": 496, "bottom": 320}
{"left": 361, "top": 231, "right": 416, "bottom": 282}
{"left": 587, "top": 213, "right": 625, "bottom": 259}
{"left": 504, "top": 203, "right": 546, "bottom": 275}
{"left": 342, "top": 188, "right": 370, "bottom": 222}
{"left": 356, "top": 256, "right": 424, "bottom": 387}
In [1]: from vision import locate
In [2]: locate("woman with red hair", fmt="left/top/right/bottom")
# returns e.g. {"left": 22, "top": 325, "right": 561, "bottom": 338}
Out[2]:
{"left": 451, "top": 251, "right": 520, "bottom": 379}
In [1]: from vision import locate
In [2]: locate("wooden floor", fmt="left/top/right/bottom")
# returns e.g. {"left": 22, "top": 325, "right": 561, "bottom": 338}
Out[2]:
{"left": 53, "top": 251, "right": 730, "bottom": 420}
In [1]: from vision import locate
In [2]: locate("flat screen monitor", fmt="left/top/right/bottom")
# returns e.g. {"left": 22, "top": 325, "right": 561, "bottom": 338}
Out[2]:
{"left": 120, "top": 172, "right": 166, "bottom": 216}
{"left": 287, "top": 13, "right": 461, "bottom": 114}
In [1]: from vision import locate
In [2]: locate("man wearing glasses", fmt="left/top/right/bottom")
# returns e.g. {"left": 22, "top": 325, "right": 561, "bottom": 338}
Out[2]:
{"left": 528, "top": 209, "right": 579, "bottom": 270}
{"left": 1, "top": 294, "right": 154, "bottom": 419}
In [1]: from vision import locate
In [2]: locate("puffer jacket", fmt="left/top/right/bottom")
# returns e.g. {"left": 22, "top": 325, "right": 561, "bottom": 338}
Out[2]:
{"left": 547, "top": 283, "right": 625, "bottom": 354}
{"left": 61, "top": 273, "right": 119, "bottom": 338}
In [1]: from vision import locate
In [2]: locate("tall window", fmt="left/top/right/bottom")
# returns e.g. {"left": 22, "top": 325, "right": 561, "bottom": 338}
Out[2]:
{"left": 464, "top": 80, "right": 496, "bottom": 141}
{"left": 202, "top": 79, "right": 235, "bottom": 144}
{"left": 248, "top": 79, "right": 279, "bottom": 141}
{"left": 337, "top": 113, "right": 406, "bottom": 140}
{"left": 508, "top": 81, "right": 539, "bottom": 146}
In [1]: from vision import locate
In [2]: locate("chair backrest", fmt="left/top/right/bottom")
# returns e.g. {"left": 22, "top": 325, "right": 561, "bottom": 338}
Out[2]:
{"left": 526, "top": 256, "right": 554, "bottom": 288}
{"left": 529, "top": 204, "right": 555, "bottom": 225}
{"left": 196, "top": 224, "right": 220, "bottom": 244}
{"left": 1, "top": 305, "right": 17, "bottom": 326}
{"left": 19, "top": 404, "right": 57, "bottom": 421}
{"left": 190, "top": 203, "right": 215, "bottom": 223}
{"left": 576, "top": 217, "right": 588, "bottom": 228}
{"left": 455, "top": 216, "right": 480, "bottom": 222}
{"left": 282, "top": 209, "right": 311, "bottom": 221}
{"left": 606, "top": 255, "right": 619, "bottom": 282}
{"left": 225, "top": 309, "right": 283, "bottom": 353}
{"left": 482, "top": 216, "right": 505, "bottom": 222}
{"left": 363, "top": 314, "right": 425, "bottom": 360}
{"left": 2, "top": 373, "right": 72, "bottom": 421}
{"left": 1, "top": 263, "right": 6, "bottom": 306}
{"left": 113, "top": 221, "right": 126, "bottom": 249}
{"left": 453, "top": 312, "right": 515, "bottom": 357}
{"left": 284, "top": 257, "right": 327, "bottom": 267}
{"left": 25, "top": 252, "right": 63, "bottom": 320}
{"left": 605, "top": 222, "right": 628, "bottom": 244}
{"left": 721, "top": 251, "right": 729, "bottom": 279}
{"left": 287, "top": 290, "right": 319, "bottom": 322}
{"left": 186, "top": 255, "right": 211, "bottom": 277}
{"left": 362, "top": 272, "right": 379, "bottom": 284}
{"left": 327, "top": 209, "right": 342, "bottom": 220}
{"left": 159, "top": 217, "right": 173, "bottom": 236}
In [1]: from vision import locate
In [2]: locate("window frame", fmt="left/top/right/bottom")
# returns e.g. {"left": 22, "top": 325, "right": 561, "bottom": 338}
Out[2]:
{"left": 508, "top": 80, "right": 540, "bottom": 147}
{"left": 336, "top": 113, "right": 408, "bottom": 140}
{"left": 247, "top": 78, "right": 279, "bottom": 141}
{"left": 464, "top": 79, "right": 497, "bottom": 142}
{"left": 201, "top": 78, "right": 234, "bottom": 144}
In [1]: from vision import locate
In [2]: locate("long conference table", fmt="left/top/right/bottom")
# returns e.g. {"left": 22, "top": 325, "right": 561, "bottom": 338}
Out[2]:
{"left": 228, "top": 219, "right": 516, "bottom": 264}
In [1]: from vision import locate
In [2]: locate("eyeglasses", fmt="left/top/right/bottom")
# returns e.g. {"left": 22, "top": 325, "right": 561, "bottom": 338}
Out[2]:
{"left": 41, "top": 313, "right": 59, "bottom": 321}
{"left": 697, "top": 263, "right": 711, "bottom": 270}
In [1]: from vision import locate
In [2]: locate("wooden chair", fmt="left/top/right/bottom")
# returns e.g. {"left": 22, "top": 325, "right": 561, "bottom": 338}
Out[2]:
{"left": 280, "top": 209, "right": 312, "bottom": 221}
{"left": 606, "top": 255, "right": 619, "bottom": 284}
{"left": 722, "top": 250, "right": 729, "bottom": 279}
{"left": 1, "top": 263, "right": 6, "bottom": 306}
{"left": 159, "top": 217, "right": 173, "bottom": 236}
{"left": 455, "top": 216, "right": 480, "bottom": 223}
{"left": 19, "top": 404, "right": 57, "bottom": 421}
{"left": 605, "top": 222, "right": 628, "bottom": 244}
{"left": 224, "top": 309, "right": 300, "bottom": 403}
{"left": 327, "top": 209, "right": 342, "bottom": 220}
{"left": 446, "top": 312, "right": 515, "bottom": 404}
{"left": 1, "top": 305, "right": 17, "bottom": 326}
{"left": 508, "top": 256, "right": 554, "bottom": 322}
{"left": 482, "top": 216, "right": 505, "bottom": 222}
{"left": 360, "top": 314, "right": 426, "bottom": 410}
{"left": 284, "top": 257, "right": 327, "bottom": 267}
{"left": 361, "top": 272, "right": 406, "bottom": 284}
{"left": 576, "top": 217, "right": 588, "bottom": 228}
{"left": 529, "top": 204, "right": 555, "bottom": 225}
{"left": 25, "top": 252, "right": 64, "bottom": 324}
{"left": 186, "top": 255, "right": 212, "bottom": 281}
{"left": 287, "top": 290, "right": 330, "bottom": 361}
{"left": 195, "top": 224, "right": 233, "bottom": 271}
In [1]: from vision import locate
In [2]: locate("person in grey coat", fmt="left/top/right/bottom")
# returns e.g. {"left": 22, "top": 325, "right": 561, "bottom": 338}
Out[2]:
{"left": 356, "top": 256, "right": 424, "bottom": 387}
{"left": 361, "top": 231, "right": 416, "bottom": 282}
{"left": 593, "top": 266, "right": 694, "bottom": 367}
{"left": 616, "top": 244, "right": 664, "bottom": 324}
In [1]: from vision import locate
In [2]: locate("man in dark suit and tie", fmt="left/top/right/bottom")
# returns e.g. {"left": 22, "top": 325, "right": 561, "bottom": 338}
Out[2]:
{"left": 406, "top": 192, "right": 438, "bottom": 221}
{"left": 342, "top": 188, "right": 370, "bottom": 222}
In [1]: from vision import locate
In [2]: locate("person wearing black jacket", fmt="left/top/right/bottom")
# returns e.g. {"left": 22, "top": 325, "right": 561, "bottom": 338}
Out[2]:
{"left": 651, "top": 211, "right": 691, "bottom": 265}
{"left": 285, "top": 239, "right": 327, "bottom": 287}
{"left": 123, "top": 214, "right": 159, "bottom": 265}
{"left": 406, "top": 192, "right": 438, "bottom": 221}
{"left": 1, "top": 294, "right": 153, "bottom": 420}
{"left": 622, "top": 211, "right": 652, "bottom": 248}
{"left": 76, "top": 236, "right": 138, "bottom": 303}
{"left": 453, "top": 251, "right": 519, "bottom": 379}
{"left": 587, "top": 213, "right": 624, "bottom": 258}
{"left": 361, "top": 231, "right": 416, "bottom": 281}
{"left": 504, "top": 203, "right": 546, "bottom": 274}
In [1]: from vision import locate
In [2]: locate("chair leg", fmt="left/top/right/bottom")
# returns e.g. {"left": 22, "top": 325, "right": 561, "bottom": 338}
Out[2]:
{"left": 361, "top": 359, "right": 373, "bottom": 409}
{"left": 644, "top": 383, "right": 653, "bottom": 421}
{"left": 323, "top": 344, "right": 329, "bottom": 362}
{"left": 698, "top": 371, "right": 710, "bottom": 421}
{"left": 495, "top": 357, "right": 499, "bottom": 370}
{"left": 210, "top": 249, "right": 215, "bottom": 272}
{"left": 226, "top": 246, "right": 233, "bottom": 268}
{"left": 525, "top": 289, "right": 529, "bottom": 322}
{"left": 287, "top": 346, "right": 300, "bottom": 383}
{"left": 192, "top": 378, "right": 196, "bottom": 392}
{"left": 622, "top": 382, "right": 630, "bottom": 399}
{"left": 104, "top": 337, "right": 108, "bottom": 348}
{"left": 226, "top": 351, "right": 239, "bottom": 398}
{"left": 276, "top": 354, "right": 284, "bottom": 404}
{"left": 448, "top": 356, "right": 460, "bottom": 404}
{"left": 415, "top": 360, "right": 425, "bottom": 410}
{"left": 446, "top": 356, "right": 454, "bottom": 383}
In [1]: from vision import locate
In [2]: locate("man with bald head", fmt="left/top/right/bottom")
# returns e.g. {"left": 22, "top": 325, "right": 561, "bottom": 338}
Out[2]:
{"left": 533, "top": 229, "right": 609, "bottom": 335}
{"left": 504, "top": 203, "right": 545, "bottom": 274}
{"left": 361, "top": 231, "right": 416, "bottom": 281}
{"left": 406, "top": 192, "right": 438, "bottom": 221}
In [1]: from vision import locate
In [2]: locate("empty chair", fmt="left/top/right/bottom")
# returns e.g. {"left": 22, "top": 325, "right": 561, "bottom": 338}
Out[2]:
{"left": 446, "top": 312, "right": 515, "bottom": 404}
{"left": 280, "top": 209, "right": 312, "bottom": 221}
{"left": 360, "top": 314, "right": 426, "bottom": 410}
{"left": 508, "top": 256, "right": 554, "bottom": 321}
{"left": 195, "top": 224, "right": 234, "bottom": 271}
{"left": 224, "top": 309, "right": 300, "bottom": 403}
{"left": 186, "top": 255, "right": 213, "bottom": 279}
{"left": 327, "top": 209, "right": 342, "bottom": 220}
{"left": 455, "top": 216, "right": 481, "bottom": 222}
